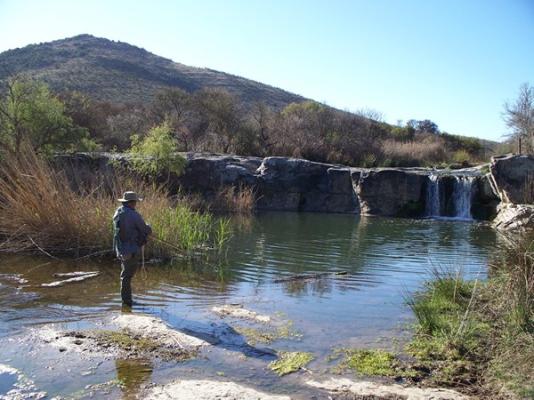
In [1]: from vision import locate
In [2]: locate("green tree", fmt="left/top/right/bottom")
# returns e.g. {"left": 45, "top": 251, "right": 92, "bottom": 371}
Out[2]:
{"left": 0, "top": 77, "right": 97, "bottom": 155}
{"left": 129, "top": 121, "right": 186, "bottom": 179}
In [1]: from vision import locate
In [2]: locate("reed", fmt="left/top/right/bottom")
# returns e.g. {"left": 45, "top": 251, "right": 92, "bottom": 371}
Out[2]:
{"left": 0, "top": 146, "right": 231, "bottom": 258}
{"left": 212, "top": 185, "right": 256, "bottom": 214}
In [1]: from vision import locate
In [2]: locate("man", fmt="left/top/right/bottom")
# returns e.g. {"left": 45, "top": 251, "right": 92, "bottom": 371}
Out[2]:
{"left": 112, "top": 191, "right": 152, "bottom": 307}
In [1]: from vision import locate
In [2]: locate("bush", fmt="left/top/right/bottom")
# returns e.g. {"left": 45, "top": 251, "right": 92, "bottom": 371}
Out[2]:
{"left": 0, "top": 77, "right": 97, "bottom": 156}
{"left": 129, "top": 121, "right": 186, "bottom": 179}
{"left": 451, "top": 150, "right": 471, "bottom": 165}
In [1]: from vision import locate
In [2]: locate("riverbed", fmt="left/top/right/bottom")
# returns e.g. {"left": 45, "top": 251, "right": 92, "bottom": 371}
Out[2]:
{"left": 0, "top": 213, "right": 497, "bottom": 399}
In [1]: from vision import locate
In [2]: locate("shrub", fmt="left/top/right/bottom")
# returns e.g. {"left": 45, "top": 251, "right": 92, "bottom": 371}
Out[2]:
{"left": 0, "top": 77, "right": 98, "bottom": 156}
{"left": 129, "top": 121, "right": 186, "bottom": 179}
{"left": 451, "top": 150, "right": 471, "bottom": 165}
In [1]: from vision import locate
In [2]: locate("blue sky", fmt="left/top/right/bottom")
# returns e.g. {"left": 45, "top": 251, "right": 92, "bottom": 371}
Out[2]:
{"left": 0, "top": 0, "right": 533, "bottom": 141}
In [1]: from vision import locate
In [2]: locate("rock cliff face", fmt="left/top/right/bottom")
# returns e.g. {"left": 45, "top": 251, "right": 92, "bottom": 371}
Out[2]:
{"left": 53, "top": 152, "right": 517, "bottom": 221}
{"left": 356, "top": 169, "right": 427, "bottom": 217}
{"left": 255, "top": 157, "right": 358, "bottom": 213}
{"left": 491, "top": 154, "right": 534, "bottom": 204}
{"left": 490, "top": 154, "right": 534, "bottom": 231}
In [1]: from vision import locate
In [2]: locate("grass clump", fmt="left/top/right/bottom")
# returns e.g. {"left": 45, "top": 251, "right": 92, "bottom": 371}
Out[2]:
{"left": 338, "top": 349, "right": 397, "bottom": 376}
{"left": 406, "top": 236, "right": 534, "bottom": 397}
{"left": 212, "top": 185, "right": 256, "bottom": 214}
{"left": 269, "top": 351, "right": 313, "bottom": 376}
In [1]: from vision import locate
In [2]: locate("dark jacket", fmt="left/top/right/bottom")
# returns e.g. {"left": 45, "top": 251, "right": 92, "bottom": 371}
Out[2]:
{"left": 112, "top": 205, "right": 152, "bottom": 257}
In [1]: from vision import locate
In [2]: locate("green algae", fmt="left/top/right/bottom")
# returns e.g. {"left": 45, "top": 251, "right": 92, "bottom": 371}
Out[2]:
{"left": 269, "top": 351, "right": 314, "bottom": 376}
{"left": 342, "top": 349, "right": 397, "bottom": 376}
{"left": 235, "top": 320, "right": 302, "bottom": 345}
{"left": 330, "top": 348, "right": 416, "bottom": 377}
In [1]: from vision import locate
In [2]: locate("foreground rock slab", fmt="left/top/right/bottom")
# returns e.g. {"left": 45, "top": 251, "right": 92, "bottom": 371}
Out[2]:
{"left": 493, "top": 203, "right": 534, "bottom": 231}
{"left": 306, "top": 378, "right": 469, "bottom": 400}
{"left": 212, "top": 304, "right": 271, "bottom": 323}
{"left": 111, "top": 314, "right": 208, "bottom": 349}
{"left": 39, "top": 313, "right": 207, "bottom": 360}
{"left": 143, "top": 379, "right": 291, "bottom": 400}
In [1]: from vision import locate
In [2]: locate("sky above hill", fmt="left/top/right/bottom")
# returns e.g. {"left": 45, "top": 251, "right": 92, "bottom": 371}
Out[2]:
{"left": 0, "top": 0, "right": 533, "bottom": 141}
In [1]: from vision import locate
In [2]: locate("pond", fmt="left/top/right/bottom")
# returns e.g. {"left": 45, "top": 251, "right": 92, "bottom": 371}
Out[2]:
{"left": 0, "top": 213, "right": 497, "bottom": 399}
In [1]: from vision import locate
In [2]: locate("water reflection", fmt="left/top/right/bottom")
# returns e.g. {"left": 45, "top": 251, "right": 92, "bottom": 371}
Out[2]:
{"left": 115, "top": 358, "right": 153, "bottom": 400}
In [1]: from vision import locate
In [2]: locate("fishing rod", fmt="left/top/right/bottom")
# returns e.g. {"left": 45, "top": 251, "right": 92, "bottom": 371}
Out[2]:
{"left": 151, "top": 236, "right": 183, "bottom": 252}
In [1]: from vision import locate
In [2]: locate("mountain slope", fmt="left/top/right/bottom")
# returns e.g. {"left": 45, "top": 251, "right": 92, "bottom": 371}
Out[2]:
{"left": 0, "top": 34, "right": 305, "bottom": 108}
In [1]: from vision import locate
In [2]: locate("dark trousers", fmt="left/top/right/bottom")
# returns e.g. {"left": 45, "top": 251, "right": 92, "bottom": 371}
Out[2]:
{"left": 120, "top": 253, "right": 138, "bottom": 305}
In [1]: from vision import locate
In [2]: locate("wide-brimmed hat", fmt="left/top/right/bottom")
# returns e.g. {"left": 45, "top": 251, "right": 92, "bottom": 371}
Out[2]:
{"left": 118, "top": 191, "right": 143, "bottom": 202}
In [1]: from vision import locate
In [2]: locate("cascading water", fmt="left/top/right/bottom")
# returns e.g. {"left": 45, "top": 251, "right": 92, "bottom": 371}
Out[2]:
{"left": 425, "top": 174, "right": 440, "bottom": 217}
{"left": 425, "top": 174, "right": 474, "bottom": 220}
{"left": 452, "top": 176, "right": 474, "bottom": 219}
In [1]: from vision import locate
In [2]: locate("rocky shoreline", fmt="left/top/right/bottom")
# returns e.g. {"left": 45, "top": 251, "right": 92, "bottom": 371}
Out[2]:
{"left": 54, "top": 152, "right": 533, "bottom": 229}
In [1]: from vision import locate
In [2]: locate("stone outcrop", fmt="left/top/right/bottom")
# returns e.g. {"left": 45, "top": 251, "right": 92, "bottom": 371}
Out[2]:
{"left": 52, "top": 152, "right": 521, "bottom": 220}
{"left": 490, "top": 154, "right": 534, "bottom": 231}
{"left": 471, "top": 174, "right": 500, "bottom": 220}
{"left": 356, "top": 169, "right": 427, "bottom": 217}
{"left": 255, "top": 157, "right": 358, "bottom": 213}
{"left": 175, "top": 153, "right": 262, "bottom": 195}
{"left": 491, "top": 154, "right": 534, "bottom": 204}
{"left": 493, "top": 204, "right": 534, "bottom": 231}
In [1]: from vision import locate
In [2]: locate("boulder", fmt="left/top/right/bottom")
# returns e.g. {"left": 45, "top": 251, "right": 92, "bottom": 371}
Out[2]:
{"left": 493, "top": 203, "right": 534, "bottom": 231}
{"left": 357, "top": 169, "right": 427, "bottom": 217}
{"left": 255, "top": 157, "right": 358, "bottom": 213}
{"left": 176, "top": 154, "right": 261, "bottom": 194}
{"left": 471, "top": 174, "right": 500, "bottom": 220}
{"left": 491, "top": 154, "right": 534, "bottom": 204}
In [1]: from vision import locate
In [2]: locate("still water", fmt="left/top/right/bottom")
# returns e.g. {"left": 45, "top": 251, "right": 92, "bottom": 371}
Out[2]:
{"left": 0, "top": 213, "right": 497, "bottom": 398}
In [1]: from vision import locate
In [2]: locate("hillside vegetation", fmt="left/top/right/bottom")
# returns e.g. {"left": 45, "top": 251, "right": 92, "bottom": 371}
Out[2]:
{"left": 0, "top": 35, "right": 499, "bottom": 167}
{"left": 0, "top": 34, "right": 303, "bottom": 108}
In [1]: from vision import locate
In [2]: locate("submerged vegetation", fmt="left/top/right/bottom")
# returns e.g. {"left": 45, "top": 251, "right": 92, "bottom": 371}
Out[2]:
{"left": 234, "top": 320, "right": 301, "bottom": 345}
{"left": 0, "top": 146, "right": 231, "bottom": 259}
{"left": 268, "top": 351, "right": 314, "bottom": 376}
{"left": 406, "top": 236, "right": 534, "bottom": 398}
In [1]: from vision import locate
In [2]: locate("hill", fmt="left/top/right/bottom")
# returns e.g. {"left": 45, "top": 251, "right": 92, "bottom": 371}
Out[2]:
{"left": 0, "top": 34, "right": 499, "bottom": 166}
{"left": 0, "top": 34, "right": 305, "bottom": 108}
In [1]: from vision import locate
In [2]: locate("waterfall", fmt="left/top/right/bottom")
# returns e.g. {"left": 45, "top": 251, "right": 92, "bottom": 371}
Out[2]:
{"left": 452, "top": 176, "right": 474, "bottom": 219}
{"left": 425, "top": 174, "right": 440, "bottom": 217}
{"left": 425, "top": 174, "right": 474, "bottom": 220}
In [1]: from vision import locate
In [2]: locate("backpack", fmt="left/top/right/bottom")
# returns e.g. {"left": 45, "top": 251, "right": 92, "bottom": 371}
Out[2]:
{"left": 112, "top": 206, "right": 126, "bottom": 256}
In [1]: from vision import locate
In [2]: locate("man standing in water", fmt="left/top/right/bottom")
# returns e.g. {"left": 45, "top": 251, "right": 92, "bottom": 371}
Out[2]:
{"left": 113, "top": 191, "right": 152, "bottom": 307}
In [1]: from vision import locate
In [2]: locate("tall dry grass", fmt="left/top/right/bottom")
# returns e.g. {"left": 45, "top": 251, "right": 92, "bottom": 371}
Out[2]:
{"left": 213, "top": 185, "right": 256, "bottom": 214}
{"left": 381, "top": 137, "right": 447, "bottom": 166}
{"left": 0, "top": 146, "right": 231, "bottom": 258}
{"left": 0, "top": 147, "right": 113, "bottom": 255}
